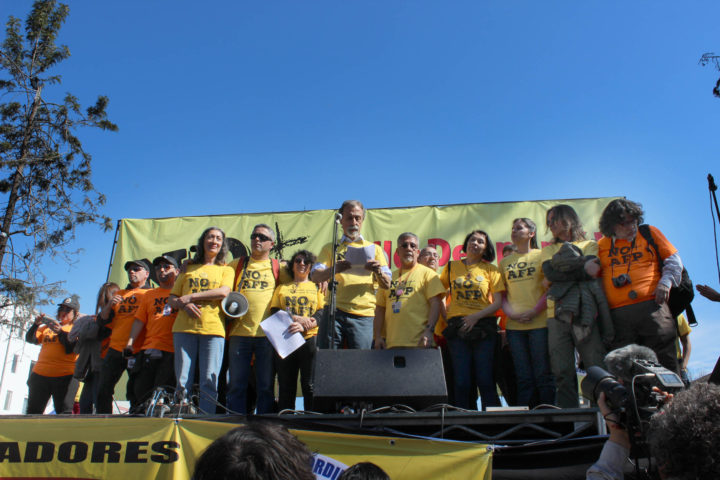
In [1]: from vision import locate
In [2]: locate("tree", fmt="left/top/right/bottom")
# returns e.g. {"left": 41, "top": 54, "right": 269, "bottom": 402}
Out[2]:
{"left": 0, "top": 0, "right": 117, "bottom": 333}
{"left": 699, "top": 52, "right": 720, "bottom": 99}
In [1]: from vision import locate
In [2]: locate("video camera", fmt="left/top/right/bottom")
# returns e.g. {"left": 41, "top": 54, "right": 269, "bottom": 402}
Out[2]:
{"left": 582, "top": 359, "right": 684, "bottom": 464}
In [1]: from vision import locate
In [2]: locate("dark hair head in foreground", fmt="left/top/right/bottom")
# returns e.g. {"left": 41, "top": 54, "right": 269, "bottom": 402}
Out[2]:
{"left": 192, "top": 422, "right": 315, "bottom": 480}
{"left": 338, "top": 461, "right": 391, "bottom": 480}
{"left": 648, "top": 382, "right": 720, "bottom": 480}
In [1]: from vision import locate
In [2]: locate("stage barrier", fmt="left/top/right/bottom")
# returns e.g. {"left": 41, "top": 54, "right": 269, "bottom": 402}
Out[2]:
{"left": 0, "top": 416, "right": 491, "bottom": 480}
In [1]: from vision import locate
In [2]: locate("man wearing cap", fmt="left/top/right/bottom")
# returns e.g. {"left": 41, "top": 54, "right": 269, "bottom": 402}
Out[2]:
{"left": 96, "top": 259, "right": 152, "bottom": 414}
{"left": 311, "top": 200, "right": 391, "bottom": 349}
{"left": 125, "top": 255, "right": 180, "bottom": 409}
{"left": 25, "top": 297, "right": 81, "bottom": 414}
{"left": 374, "top": 233, "right": 445, "bottom": 349}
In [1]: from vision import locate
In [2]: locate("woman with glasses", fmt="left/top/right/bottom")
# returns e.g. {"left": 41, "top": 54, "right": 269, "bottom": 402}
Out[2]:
{"left": 270, "top": 250, "right": 323, "bottom": 411}
{"left": 169, "top": 227, "right": 233, "bottom": 414}
{"left": 25, "top": 298, "right": 81, "bottom": 414}
{"left": 439, "top": 230, "right": 504, "bottom": 410}
{"left": 499, "top": 218, "right": 555, "bottom": 407}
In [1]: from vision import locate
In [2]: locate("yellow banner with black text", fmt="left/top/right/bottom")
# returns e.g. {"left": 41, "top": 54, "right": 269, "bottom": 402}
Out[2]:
{"left": 0, "top": 417, "right": 491, "bottom": 479}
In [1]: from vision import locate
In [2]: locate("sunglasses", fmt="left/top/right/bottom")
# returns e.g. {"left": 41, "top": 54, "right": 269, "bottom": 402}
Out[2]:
{"left": 400, "top": 242, "right": 418, "bottom": 250}
{"left": 294, "top": 258, "right": 311, "bottom": 265}
{"left": 128, "top": 266, "right": 145, "bottom": 272}
{"left": 250, "top": 233, "right": 272, "bottom": 242}
{"left": 155, "top": 263, "right": 175, "bottom": 271}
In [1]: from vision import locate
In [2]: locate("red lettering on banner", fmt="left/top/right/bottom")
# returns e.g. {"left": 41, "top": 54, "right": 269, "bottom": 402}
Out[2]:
{"left": 593, "top": 231, "right": 602, "bottom": 241}
{"left": 541, "top": 241, "right": 553, "bottom": 248}
{"left": 428, "top": 238, "right": 450, "bottom": 266}
{"left": 497, "top": 242, "right": 513, "bottom": 260}
{"left": 452, "top": 245, "right": 466, "bottom": 261}
{"left": 374, "top": 241, "right": 393, "bottom": 267}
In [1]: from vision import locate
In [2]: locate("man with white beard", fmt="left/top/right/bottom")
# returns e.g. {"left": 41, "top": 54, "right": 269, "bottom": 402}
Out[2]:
{"left": 311, "top": 200, "right": 391, "bottom": 349}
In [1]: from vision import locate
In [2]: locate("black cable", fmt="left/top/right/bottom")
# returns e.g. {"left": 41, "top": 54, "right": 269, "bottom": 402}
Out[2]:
{"left": 708, "top": 174, "right": 720, "bottom": 284}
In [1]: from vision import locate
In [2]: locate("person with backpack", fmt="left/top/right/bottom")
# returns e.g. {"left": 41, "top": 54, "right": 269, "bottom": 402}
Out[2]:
{"left": 597, "top": 199, "right": 684, "bottom": 373}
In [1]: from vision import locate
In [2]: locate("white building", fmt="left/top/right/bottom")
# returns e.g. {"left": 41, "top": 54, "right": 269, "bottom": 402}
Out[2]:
{"left": 0, "top": 323, "right": 40, "bottom": 414}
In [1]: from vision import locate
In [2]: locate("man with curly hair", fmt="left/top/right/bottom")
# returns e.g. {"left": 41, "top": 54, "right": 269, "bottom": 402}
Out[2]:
{"left": 596, "top": 199, "right": 684, "bottom": 373}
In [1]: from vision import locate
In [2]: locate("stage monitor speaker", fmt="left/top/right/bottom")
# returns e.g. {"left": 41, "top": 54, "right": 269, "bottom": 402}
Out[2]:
{"left": 312, "top": 348, "right": 447, "bottom": 413}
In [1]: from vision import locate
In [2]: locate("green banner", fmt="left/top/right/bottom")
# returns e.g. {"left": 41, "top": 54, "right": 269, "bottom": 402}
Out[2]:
{"left": 108, "top": 198, "right": 620, "bottom": 286}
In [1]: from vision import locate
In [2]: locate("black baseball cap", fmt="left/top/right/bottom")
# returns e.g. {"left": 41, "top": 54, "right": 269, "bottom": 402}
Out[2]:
{"left": 124, "top": 259, "right": 151, "bottom": 272}
{"left": 57, "top": 297, "right": 80, "bottom": 312}
{"left": 153, "top": 254, "right": 179, "bottom": 269}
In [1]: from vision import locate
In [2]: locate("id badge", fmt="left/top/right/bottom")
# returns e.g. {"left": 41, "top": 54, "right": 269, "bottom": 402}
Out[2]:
{"left": 392, "top": 301, "right": 401, "bottom": 313}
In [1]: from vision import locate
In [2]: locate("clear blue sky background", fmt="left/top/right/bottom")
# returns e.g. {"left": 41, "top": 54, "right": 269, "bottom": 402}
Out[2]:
{"left": 3, "top": 1, "right": 720, "bottom": 376}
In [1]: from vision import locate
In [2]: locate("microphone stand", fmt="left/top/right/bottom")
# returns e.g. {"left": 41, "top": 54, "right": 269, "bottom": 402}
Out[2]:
{"left": 328, "top": 212, "right": 341, "bottom": 350}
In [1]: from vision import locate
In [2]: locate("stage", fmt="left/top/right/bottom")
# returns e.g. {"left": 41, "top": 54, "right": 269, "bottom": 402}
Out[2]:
{"left": 0, "top": 406, "right": 608, "bottom": 480}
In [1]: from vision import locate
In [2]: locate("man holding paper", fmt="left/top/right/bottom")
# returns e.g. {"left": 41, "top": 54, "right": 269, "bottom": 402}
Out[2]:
{"left": 374, "top": 233, "right": 445, "bottom": 349}
{"left": 312, "top": 200, "right": 391, "bottom": 349}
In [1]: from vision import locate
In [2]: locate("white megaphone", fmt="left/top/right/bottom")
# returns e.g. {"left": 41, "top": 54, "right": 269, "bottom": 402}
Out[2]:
{"left": 222, "top": 291, "right": 249, "bottom": 319}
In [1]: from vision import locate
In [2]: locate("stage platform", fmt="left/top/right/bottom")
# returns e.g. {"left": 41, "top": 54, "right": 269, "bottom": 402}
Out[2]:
{"left": 0, "top": 407, "right": 609, "bottom": 480}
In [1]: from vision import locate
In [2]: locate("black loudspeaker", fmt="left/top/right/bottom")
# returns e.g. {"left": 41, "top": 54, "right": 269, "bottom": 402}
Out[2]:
{"left": 312, "top": 348, "right": 447, "bottom": 413}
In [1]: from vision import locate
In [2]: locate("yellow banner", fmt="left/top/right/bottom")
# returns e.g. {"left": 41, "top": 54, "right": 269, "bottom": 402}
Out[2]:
{"left": 0, "top": 417, "right": 491, "bottom": 480}
{"left": 108, "top": 198, "right": 619, "bottom": 286}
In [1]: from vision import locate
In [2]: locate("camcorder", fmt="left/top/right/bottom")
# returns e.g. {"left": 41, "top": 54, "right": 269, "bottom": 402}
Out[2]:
{"left": 582, "top": 360, "right": 684, "bottom": 465}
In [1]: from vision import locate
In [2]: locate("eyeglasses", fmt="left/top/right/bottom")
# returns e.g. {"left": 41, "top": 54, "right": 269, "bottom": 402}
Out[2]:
{"left": 420, "top": 251, "right": 438, "bottom": 258}
{"left": 294, "top": 258, "right": 311, "bottom": 265}
{"left": 400, "top": 242, "right": 418, "bottom": 250}
{"left": 251, "top": 233, "right": 272, "bottom": 242}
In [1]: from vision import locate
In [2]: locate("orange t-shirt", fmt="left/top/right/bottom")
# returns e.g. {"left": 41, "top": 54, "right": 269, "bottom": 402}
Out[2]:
{"left": 108, "top": 288, "right": 148, "bottom": 353}
{"left": 598, "top": 225, "right": 677, "bottom": 309}
{"left": 135, "top": 287, "right": 177, "bottom": 352}
{"left": 32, "top": 323, "right": 78, "bottom": 377}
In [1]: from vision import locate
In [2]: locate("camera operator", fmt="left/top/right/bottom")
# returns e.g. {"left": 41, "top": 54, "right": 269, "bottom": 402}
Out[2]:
{"left": 588, "top": 382, "right": 720, "bottom": 479}
{"left": 586, "top": 344, "right": 720, "bottom": 479}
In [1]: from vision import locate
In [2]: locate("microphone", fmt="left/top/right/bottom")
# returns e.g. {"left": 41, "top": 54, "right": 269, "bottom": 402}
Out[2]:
{"left": 335, "top": 212, "right": 342, "bottom": 224}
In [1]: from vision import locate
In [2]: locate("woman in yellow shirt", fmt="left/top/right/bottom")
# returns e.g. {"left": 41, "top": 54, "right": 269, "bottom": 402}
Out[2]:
{"left": 439, "top": 230, "right": 504, "bottom": 410}
{"left": 169, "top": 227, "right": 233, "bottom": 414}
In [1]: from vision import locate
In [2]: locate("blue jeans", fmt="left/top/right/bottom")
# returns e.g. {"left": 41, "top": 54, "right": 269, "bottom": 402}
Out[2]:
{"left": 448, "top": 335, "right": 500, "bottom": 410}
{"left": 506, "top": 328, "right": 555, "bottom": 407}
{"left": 227, "top": 336, "right": 274, "bottom": 414}
{"left": 173, "top": 333, "right": 225, "bottom": 414}
{"left": 318, "top": 309, "right": 373, "bottom": 349}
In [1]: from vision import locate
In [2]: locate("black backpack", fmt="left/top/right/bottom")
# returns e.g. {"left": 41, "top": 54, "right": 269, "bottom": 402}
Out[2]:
{"left": 638, "top": 225, "right": 696, "bottom": 326}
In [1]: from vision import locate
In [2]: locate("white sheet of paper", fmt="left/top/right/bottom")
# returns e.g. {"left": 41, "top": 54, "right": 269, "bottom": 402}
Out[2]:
{"left": 344, "top": 245, "right": 375, "bottom": 276}
{"left": 260, "top": 310, "right": 306, "bottom": 359}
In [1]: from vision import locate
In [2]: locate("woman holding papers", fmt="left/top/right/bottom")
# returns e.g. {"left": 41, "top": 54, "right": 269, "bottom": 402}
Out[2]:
{"left": 439, "top": 230, "right": 504, "bottom": 410}
{"left": 270, "top": 250, "right": 324, "bottom": 411}
{"left": 169, "top": 227, "right": 233, "bottom": 414}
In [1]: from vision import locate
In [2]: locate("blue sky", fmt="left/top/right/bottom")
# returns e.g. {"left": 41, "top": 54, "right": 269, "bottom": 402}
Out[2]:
{"left": 3, "top": 1, "right": 720, "bottom": 375}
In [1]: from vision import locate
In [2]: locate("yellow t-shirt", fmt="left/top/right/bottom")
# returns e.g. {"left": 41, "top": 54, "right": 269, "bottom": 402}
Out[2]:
{"left": 271, "top": 281, "right": 324, "bottom": 339}
{"left": 376, "top": 264, "right": 446, "bottom": 348}
{"left": 171, "top": 263, "right": 234, "bottom": 337}
{"left": 499, "top": 249, "right": 548, "bottom": 330}
{"left": 540, "top": 239, "right": 598, "bottom": 319}
{"left": 675, "top": 313, "right": 691, "bottom": 360}
{"left": 228, "top": 257, "right": 290, "bottom": 337}
{"left": 317, "top": 238, "right": 389, "bottom": 317}
{"left": 439, "top": 260, "right": 505, "bottom": 319}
